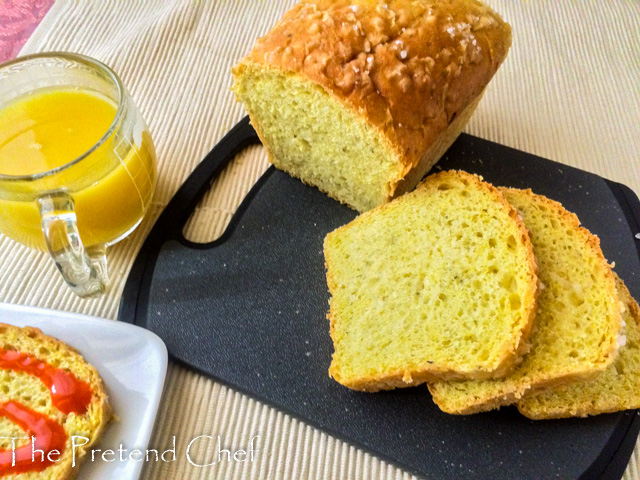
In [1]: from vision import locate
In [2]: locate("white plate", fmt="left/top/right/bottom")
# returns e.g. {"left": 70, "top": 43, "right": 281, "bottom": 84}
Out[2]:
{"left": 0, "top": 302, "right": 168, "bottom": 480}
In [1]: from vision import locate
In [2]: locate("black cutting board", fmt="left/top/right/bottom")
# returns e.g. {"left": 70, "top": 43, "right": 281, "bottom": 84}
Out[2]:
{"left": 119, "top": 117, "right": 640, "bottom": 480}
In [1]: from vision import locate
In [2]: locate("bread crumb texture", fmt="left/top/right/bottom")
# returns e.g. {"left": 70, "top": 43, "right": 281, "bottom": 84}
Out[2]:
{"left": 324, "top": 171, "right": 537, "bottom": 391}
{"left": 0, "top": 323, "right": 112, "bottom": 479}
{"left": 518, "top": 273, "right": 640, "bottom": 419}
{"left": 233, "top": 0, "right": 511, "bottom": 211}
{"left": 234, "top": 68, "right": 399, "bottom": 211}
{"left": 429, "top": 188, "right": 621, "bottom": 414}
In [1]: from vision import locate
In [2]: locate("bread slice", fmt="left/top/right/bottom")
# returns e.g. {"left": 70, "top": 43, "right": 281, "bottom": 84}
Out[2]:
{"left": 517, "top": 273, "right": 640, "bottom": 419}
{"left": 232, "top": 0, "right": 511, "bottom": 212}
{"left": 324, "top": 171, "right": 538, "bottom": 391}
{"left": 429, "top": 188, "right": 621, "bottom": 414}
{"left": 0, "top": 323, "right": 113, "bottom": 479}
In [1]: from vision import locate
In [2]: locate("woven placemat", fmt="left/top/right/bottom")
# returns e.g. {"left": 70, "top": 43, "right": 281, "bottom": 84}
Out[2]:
{"left": 3, "top": 1, "right": 638, "bottom": 478}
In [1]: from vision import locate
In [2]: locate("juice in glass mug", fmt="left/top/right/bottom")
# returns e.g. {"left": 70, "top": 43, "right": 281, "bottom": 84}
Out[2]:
{"left": 0, "top": 52, "right": 157, "bottom": 296}
{"left": 0, "top": 88, "right": 155, "bottom": 250}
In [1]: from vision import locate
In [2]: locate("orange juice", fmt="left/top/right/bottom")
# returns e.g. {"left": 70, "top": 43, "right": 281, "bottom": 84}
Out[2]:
{"left": 0, "top": 88, "right": 156, "bottom": 250}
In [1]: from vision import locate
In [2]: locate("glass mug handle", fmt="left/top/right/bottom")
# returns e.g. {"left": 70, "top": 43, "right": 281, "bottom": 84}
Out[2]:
{"left": 38, "top": 193, "right": 108, "bottom": 297}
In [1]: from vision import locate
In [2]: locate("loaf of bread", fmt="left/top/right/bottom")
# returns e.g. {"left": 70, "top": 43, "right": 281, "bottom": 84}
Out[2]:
{"left": 233, "top": 0, "right": 511, "bottom": 212}
{"left": 517, "top": 273, "right": 640, "bottom": 419}
{"left": 324, "top": 171, "right": 538, "bottom": 391}
{"left": 0, "top": 323, "right": 112, "bottom": 479}
{"left": 429, "top": 188, "right": 621, "bottom": 414}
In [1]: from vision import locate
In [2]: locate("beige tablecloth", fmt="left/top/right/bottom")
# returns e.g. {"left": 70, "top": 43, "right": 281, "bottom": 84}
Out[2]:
{"left": 3, "top": 1, "right": 639, "bottom": 478}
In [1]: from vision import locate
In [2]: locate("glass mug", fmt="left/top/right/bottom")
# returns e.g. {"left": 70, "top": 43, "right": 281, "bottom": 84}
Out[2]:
{"left": 0, "top": 53, "right": 157, "bottom": 297}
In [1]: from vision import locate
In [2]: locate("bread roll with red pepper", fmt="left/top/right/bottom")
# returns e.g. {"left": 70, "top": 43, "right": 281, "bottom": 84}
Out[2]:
{"left": 0, "top": 323, "right": 112, "bottom": 479}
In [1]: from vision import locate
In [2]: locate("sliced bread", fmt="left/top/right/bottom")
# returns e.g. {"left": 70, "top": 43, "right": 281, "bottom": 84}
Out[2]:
{"left": 0, "top": 323, "right": 113, "bottom": 479}
{"left": 429, "top": 188, "right": 621, "bottom": 414}
{"left": 324, "top": 170, "right": 538, "bottom": 391}
{"left": 518, "top": 273, "right": 640, "bottom": 419}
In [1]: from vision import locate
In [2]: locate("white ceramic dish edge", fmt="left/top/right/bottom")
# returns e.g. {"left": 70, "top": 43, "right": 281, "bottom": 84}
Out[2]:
{"left": 0, "top": 302, "right": 168, "bottom": 480}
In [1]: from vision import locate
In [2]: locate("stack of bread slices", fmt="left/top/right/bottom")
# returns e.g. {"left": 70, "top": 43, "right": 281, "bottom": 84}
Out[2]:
{"left": 324, "top": 170, "right": 639, "bottom": 419}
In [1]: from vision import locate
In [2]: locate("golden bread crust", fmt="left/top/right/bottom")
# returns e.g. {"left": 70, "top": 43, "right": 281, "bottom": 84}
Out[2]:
{"left": 234, "top": 0, "right": 511, "bottom": 193}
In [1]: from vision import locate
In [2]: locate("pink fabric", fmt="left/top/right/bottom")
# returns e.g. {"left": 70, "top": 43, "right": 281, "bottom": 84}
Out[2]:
{"left": 0, "top": 0, "right": 54, "bottom": 63}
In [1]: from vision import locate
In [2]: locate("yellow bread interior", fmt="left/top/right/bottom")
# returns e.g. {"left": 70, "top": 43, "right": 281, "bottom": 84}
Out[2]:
{"left": 518, "top": 273, "right": 640, "bottom": 419}
{"left": 233, "top": 63, "right": 401, "bottom": 212}
{"left": 429, "top": 188, "right": 621, "bottom": 414}
{"left": 0, "top": 323, "right": 113, "bottom": 479}
{"left": 324, "top": 171, "right": 538, "bottom": 391}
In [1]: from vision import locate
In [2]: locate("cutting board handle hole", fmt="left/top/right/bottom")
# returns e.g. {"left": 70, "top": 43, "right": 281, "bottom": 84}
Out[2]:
{"left": 182, "top": 145, "right": 268, "bottom": 245}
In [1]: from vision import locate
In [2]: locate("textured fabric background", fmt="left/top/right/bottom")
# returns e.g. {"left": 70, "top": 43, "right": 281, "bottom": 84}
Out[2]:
{"left": 1, "top": 1, "right": 639, "bottom": 478}
{"left": 0, "top": 0, "right": 54, "bottom": 62}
